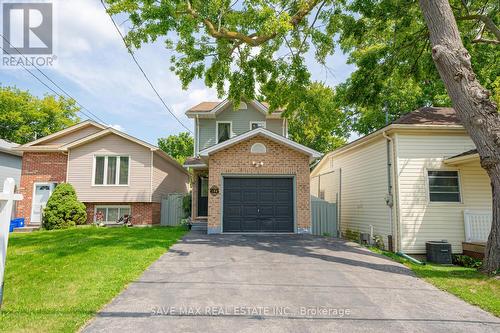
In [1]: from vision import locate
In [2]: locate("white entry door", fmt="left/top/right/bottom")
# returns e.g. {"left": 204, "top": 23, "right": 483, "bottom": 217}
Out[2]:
{"left": 31, "top": 183, "right": 55, "bottom": 224}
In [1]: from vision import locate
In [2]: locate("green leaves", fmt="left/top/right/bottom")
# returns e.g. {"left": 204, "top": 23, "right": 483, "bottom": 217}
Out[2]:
{"left": 157, "top": 132, "right": 194, "bottom": 164}
{"left": 0, "top": 85, "right": 80, "bottom": 144}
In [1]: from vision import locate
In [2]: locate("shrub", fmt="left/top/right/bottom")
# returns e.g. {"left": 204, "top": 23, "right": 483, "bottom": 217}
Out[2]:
{"left": 43, "top": 183, "right": 87, "bottom": 230}
{"left": 453, "top": 255, "right": 483, "bottom": 269}
{"left": 344, "top": 229, "right": 360, "bottom": 242}
{"left": 182, "top": 193, "right": 192, "bottom": 217}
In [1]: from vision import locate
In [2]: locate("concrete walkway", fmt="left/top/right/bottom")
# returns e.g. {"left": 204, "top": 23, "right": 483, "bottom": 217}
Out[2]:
{"left": 83, "top": 232, "right": 500, "bottom": 333}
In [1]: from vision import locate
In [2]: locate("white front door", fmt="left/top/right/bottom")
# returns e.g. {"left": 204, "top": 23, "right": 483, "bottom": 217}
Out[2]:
{"left": 31, "top": 183, "right": 54, "bottom": 224}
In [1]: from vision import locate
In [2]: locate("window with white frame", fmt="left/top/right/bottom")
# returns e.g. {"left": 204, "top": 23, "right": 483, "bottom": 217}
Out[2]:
{"left": 94, "top": 155, "right": 129, "bottom": 185}
{"left": 95, "top": 205, "right": 131, "bottom": 223}
{"left": 250, "top": 121, "right": 266, "bottom": 130}
{"left": 217, "top": 122, "right": 231, "bottom": 143}
{"left": 428, "top": 170, "right": 461, "bottom": 202}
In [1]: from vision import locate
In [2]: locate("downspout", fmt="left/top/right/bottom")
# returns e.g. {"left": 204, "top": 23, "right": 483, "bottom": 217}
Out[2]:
{"left": 382, "top": 131, "right": 395, "bottom": 252}
{"left": 195, "top": 115, "right": 200, "bottom": 157}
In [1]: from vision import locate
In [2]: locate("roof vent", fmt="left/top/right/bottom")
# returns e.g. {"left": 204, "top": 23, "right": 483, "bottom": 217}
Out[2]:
{"left": 251, "top": 143, "right": 266, "bottom": 154}
{"left": 238, "top": 102, "right": 248, "bottom": 110}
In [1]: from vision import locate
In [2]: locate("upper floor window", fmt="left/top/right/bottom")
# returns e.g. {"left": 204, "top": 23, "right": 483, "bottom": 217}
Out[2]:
{"left": 217, "top": 122, "right": 231, "bottom": 143}
{"left": 428, "top": 170, "right": 461, "bottom": 202}
{"left": 94, "top": 155, "right": 129, "bottom": 186}
{"left": 250, "top": 121, "right": 266, "bottom": 130}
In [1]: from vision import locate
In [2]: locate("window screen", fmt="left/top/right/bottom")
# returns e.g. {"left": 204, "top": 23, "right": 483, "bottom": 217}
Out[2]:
{"left": 217, "top": 123, "right": 231, "bottom": 143}
{"left": 428, "top": 171, "right": 461, "bottom": 202}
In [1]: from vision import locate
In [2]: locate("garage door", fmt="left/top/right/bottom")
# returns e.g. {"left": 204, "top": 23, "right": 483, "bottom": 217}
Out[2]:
{"left": 223, "top": 177, "right": 294, "bottom": 232}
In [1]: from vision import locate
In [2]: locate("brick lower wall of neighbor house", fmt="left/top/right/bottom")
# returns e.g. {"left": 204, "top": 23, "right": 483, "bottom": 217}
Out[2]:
{"left": 17, "top": 152, "right": 68, "bottom": 225}
{"left": 207, "top": 136, "right": 311, "bottom": 233}
{"left": 85, "top": 202, "right": 161, "bottom": 225}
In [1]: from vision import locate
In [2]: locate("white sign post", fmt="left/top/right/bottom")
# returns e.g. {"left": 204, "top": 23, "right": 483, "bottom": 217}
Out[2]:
{"left": 0, "top": 178, "right": 23, "bottom": 310}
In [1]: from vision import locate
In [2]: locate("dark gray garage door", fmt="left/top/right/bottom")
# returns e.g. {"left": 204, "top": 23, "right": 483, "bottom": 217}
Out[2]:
{"left": 223, "top": 177, "right": 294, "bottom": 232}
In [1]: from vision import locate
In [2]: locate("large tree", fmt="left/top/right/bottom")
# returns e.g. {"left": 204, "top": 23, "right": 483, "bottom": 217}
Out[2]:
{"left": 158, "top": 132, "right": 194, "bottom": 164}
{"left": 106, "top": 0, "right": 499, "bottom": 273}
{"left": 0, "top": 86, "right": 80, "bottom": 144}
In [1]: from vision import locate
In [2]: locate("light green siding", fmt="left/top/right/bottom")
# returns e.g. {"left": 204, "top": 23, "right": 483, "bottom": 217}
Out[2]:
{"left": 198, "top": 103, "right": 284, "bottom": 151}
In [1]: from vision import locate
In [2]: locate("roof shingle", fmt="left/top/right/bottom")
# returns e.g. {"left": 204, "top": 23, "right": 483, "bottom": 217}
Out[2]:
{"left": 393, "top": 107, "right": 460, "bottom": 125}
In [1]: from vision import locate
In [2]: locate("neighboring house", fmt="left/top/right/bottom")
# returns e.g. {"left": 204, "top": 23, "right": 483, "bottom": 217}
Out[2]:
{"left": 184, "top": 100, "right": 322, "bottom": 234}
{"left": 0, "top": 139, "right": 22, "bottom": 187}
{"left": 311, "top": 107, "right": 492, "bottom": 254}
{"left": 15, "top": 121, "right": 189, "bottom": 226}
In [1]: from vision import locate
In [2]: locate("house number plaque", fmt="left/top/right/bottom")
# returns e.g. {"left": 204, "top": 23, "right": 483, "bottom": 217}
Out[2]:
{"left": 210, "top": 185, "right": 219, "bottom": 196}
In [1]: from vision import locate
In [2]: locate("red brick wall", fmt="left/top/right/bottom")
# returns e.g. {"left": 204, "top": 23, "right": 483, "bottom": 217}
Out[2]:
{"left": 85, "top": 202, "right": 160, "bottom": 225}
{"left": 17, "top": 152, "right": 68, "bottom": 224}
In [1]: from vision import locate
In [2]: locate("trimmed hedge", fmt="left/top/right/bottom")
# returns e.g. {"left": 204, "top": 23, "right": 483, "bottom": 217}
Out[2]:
{"left": 42, "top": 183, "right": 87, "bottom": 230}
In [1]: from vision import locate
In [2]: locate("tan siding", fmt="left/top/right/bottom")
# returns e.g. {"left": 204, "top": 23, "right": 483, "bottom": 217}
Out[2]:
{"left": 40, "top": 125, "right": 102, "bottom": 145}
{"left": 67, "top": 133, "right": 152, "bottom": 202}
{"left": 396, "top": 133, "right": 490, "bottom": 253}
{"left": 313, "top": 138, "right": 391, "bottom": 242}
{"left": 151, "top": 153, "right": 189, "bottom": 202}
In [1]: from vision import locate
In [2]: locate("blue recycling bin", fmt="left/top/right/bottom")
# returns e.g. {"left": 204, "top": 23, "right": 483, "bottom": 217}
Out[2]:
{"left": 9, "top": 218, "right": 25, "bottom": 232}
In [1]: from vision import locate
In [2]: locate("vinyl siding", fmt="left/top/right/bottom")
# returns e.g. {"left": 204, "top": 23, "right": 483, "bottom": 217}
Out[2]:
{"left": 67, "top": 133, "right": 152, "bottom": 202}
{"left": 151, "top": 153, "right": 189, "bottom": 202}
{"left": 39, "top": 125, "right": 102, "bottom": 146}
{"left": 396, "top": 133, "right": 490, "bottom": 253}
{"left": 198, "top": 103, "right": 284, "bottom": 151}
{"left": 312, "top": 137, "right": 391, "bottom": 243}
{"left": 0, "top": 151, "right": 21, "bottom": 187}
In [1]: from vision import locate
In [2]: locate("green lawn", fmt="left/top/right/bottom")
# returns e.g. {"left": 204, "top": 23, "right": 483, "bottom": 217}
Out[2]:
{"left": 0, "top": 226, "right": 188, "bottom": 333}
{"left": 370, "top": 247, "right": 500, "bottom": 317}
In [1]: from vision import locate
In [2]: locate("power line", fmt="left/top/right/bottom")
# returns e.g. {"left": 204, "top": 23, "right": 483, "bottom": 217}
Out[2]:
{"left": 0, "top": 34, "right": 108, "bottom": 124}
{"left": 100, "top": 0, "right": 193, "bottom": 134}
{"left": 0, "top": 45, "right": 99, "bottom": 122}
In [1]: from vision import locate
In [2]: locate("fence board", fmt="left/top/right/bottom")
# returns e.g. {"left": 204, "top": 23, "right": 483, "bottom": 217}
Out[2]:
{"left": 311, "top": 196, "right": 337, "bottom": 236}
{"left": 161, "top": 193, "right": 186, "bottom": 226}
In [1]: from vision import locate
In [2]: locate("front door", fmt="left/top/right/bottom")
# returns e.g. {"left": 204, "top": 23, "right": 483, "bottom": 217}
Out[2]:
{"left": 31, "top": 183, "right": 54, "bottom": 224}
{"left": 197, "top": 176, "right": 208, "bottom": 217}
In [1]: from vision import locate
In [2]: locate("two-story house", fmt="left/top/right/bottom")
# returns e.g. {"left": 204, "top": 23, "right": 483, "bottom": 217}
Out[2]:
{"left": 183, "top": 100, "right": 322, "bottom": 234}
{"left": 15, "top": 121, "right": 189, "bottom": 226}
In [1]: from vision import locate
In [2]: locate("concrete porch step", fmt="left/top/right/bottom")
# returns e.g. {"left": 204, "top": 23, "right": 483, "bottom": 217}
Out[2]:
{"left": 191, "top": 220, "right": 207, "bottom": 232}
{"left": 13, "top": 226, "right": 40, "bottom": 233}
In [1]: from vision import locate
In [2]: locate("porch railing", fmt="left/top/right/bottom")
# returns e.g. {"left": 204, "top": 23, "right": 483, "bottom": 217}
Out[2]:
{"left": 464, "top": 210, "right": 492, "bottom": 243}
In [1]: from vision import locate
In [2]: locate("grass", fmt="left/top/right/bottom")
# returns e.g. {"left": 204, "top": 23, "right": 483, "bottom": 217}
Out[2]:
{"left": 369, "top": 247, "right": 500, "bottom": 317}
{"left": 0, "top": 226, "right": 188, "bottom": 333}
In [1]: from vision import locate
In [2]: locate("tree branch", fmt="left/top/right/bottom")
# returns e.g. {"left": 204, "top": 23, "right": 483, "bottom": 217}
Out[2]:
{"left": 457, "top": 14, "right": 500, "bottom": 42}
{"left": 184, "top": 0, "right": 321, "bottom": 47}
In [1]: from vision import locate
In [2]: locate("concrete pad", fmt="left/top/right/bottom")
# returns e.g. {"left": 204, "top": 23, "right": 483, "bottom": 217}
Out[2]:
{"left": 82, "top": 232, "right": 500, "bottom": 333}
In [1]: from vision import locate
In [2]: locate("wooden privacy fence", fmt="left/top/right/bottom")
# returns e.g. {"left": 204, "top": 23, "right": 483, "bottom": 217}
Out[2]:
{"left": 160, "top": 193, "right": 186, "bottom": 226}
{"left": 311, "top": 196, "right": 337, "bottom": 236}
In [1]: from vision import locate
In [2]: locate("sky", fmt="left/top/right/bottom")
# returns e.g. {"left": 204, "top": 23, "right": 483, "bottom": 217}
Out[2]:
{"left": 0, "top": 0, "right": 355, "bottom": 146}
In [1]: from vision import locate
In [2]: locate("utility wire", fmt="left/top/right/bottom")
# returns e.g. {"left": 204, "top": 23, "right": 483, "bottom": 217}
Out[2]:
{"left": 100, "top": 0, "right": 193, "bottom": 134}
{"left": 0, "top": 34, "right": 107, "bottom": 124}
{"left": 0, "top": 46, "right": 99, "bottom": 122}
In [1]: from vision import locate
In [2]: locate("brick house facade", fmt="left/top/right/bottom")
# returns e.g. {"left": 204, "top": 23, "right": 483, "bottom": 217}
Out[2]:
{"left": 207, "top": 136, "right": 311, "bottom": 233}
{"left": 15, "top": 121, "right": 189, "bottom": 227}
{"left": 16, "top": 152, "right": 67, "bottom": 224}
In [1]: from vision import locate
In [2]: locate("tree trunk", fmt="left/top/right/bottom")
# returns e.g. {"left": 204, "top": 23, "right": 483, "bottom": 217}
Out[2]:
{"left": 419, "top": 0, "right": 500, "bottom": 274}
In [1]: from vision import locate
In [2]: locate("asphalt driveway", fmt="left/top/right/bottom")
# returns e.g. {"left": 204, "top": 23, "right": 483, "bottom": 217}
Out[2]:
{"left": 83, "top": 232, "right": 500, "bottom": 333}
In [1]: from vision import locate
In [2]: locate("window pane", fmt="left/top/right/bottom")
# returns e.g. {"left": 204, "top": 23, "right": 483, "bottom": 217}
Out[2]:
{"left": 120, "top": 207, "right": 130, "bottom": 218}
{"left": 428, "top": 171, "right": 460, "bottom": 202}
{"left": 251, "top": 122, "right": 264, "bottom": 130}
{"left": 201, "top": 177, "right": 208, "bottom": 197}
{"left": 107, "top": 157, "right": 117, "bottom": 185}
{"left": 95, "top": 208, "right": 106, "bottom": 222}
{"left": 95, "top": 157, "right": 105, "bottom": 185}
{"left": 119, "top": 157, "right": 129, "bottom": 185}
{"left": 107, "top": 208, "right": 119, "bottom": 222}
{"left": 430, "top": 193, "right": 460, "bottom": 202}
{"left": 218, "top": 123, "right": 230, "bottom": 142}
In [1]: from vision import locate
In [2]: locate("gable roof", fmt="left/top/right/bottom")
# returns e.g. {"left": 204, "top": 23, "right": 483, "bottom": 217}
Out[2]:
{"left": 20, "top": 120, "right": 106, "bottom": 147}
{"left": 15, "top": 121, "right": 189, "bottom": 175}
{"left": 393, "top": 107, "right": 460, "bottom": 125}
{"left": 0, "top": 139, "right": 22, "bottom": 156}
{"left": 198, "top": 127, "right": 322, "bottom": 161}
{"left": 311, "top": 107, "right": 465, "bottom": 176}
{"left": 185, "top": 99, "right": 283, "bottom": 119}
